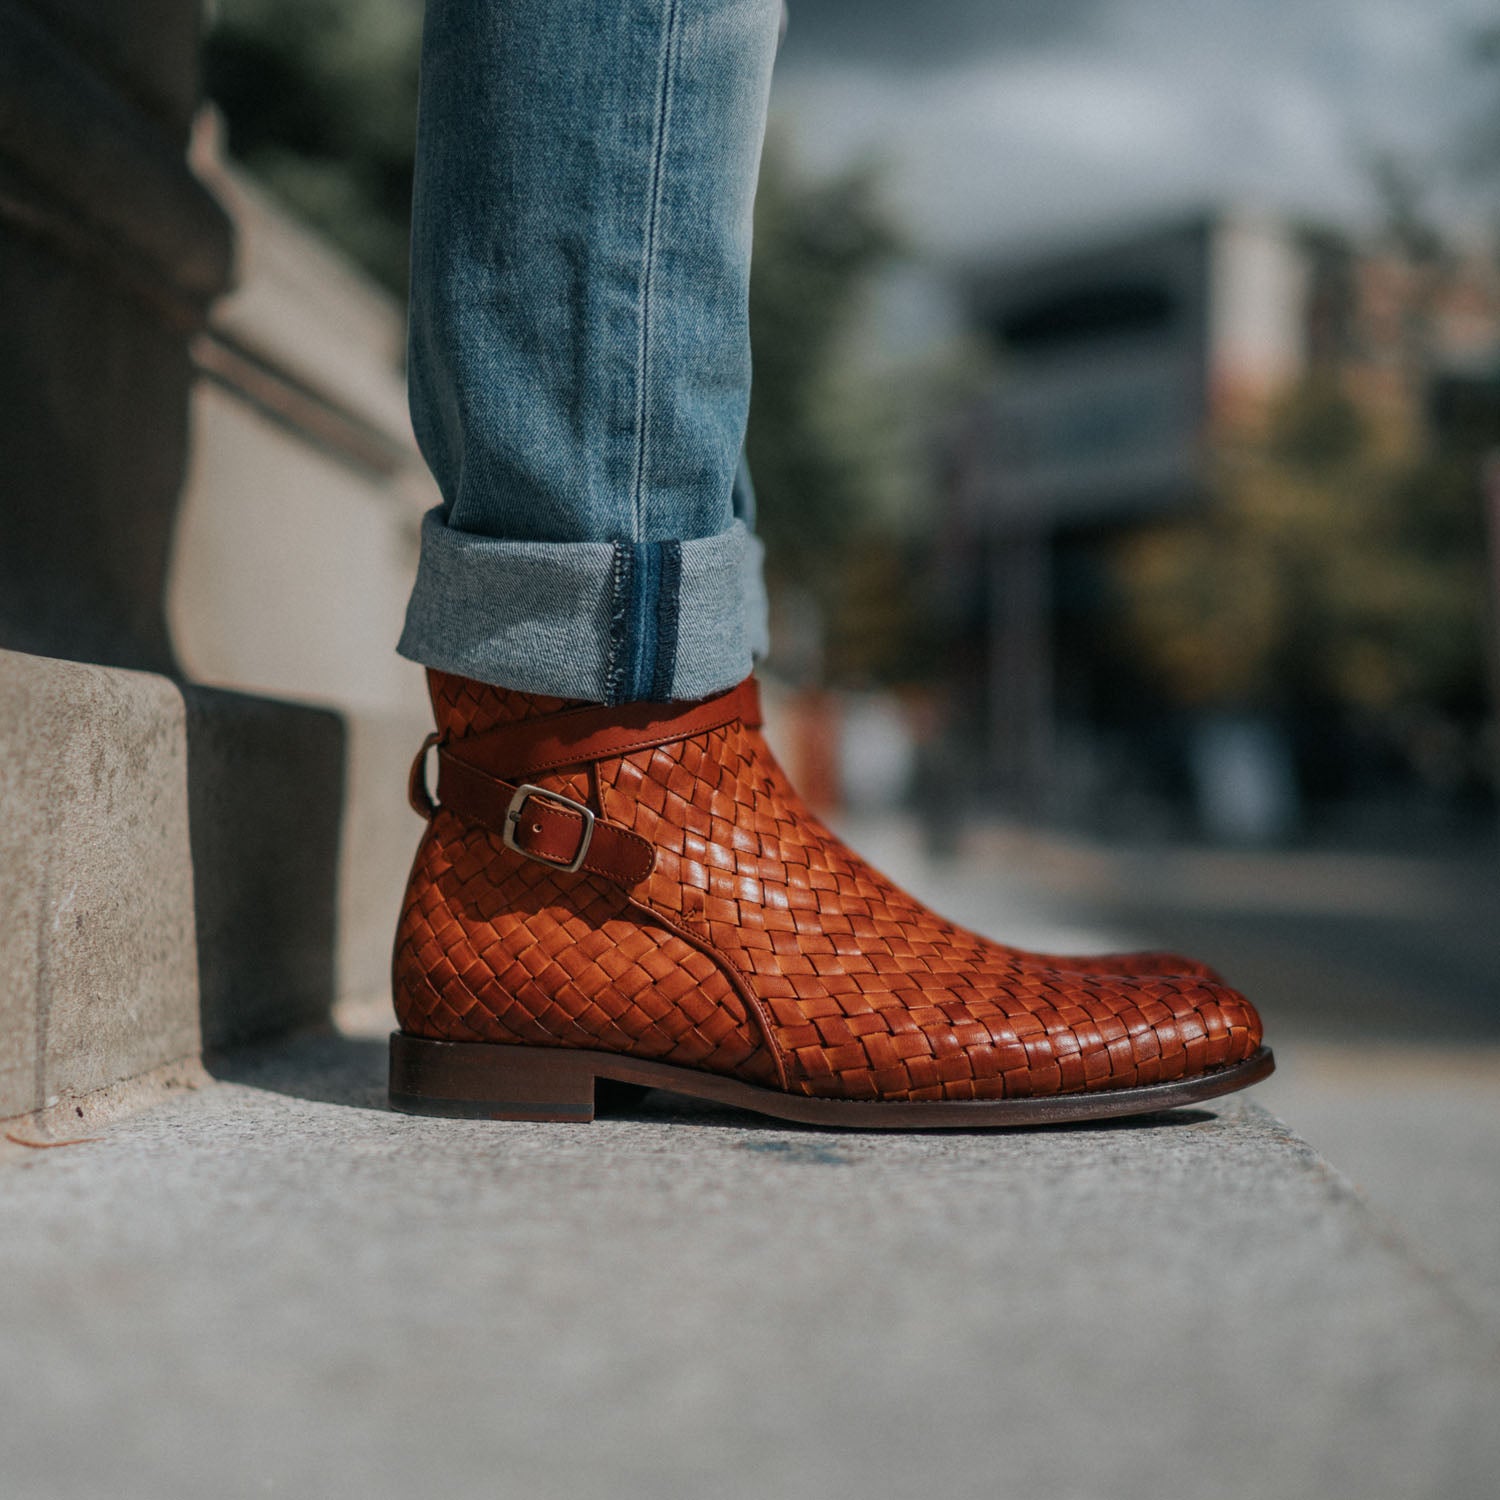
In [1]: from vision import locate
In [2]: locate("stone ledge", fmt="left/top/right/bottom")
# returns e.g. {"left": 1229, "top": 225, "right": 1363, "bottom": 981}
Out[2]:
{"left": 0, "top": 1043, "right": 1494, "bottom": 1500}
{"left": 0, "top": 647, "right": 427, "bottom": 1120}
{"left": 0, "top": 651, "right": 198, "bottom": 1119}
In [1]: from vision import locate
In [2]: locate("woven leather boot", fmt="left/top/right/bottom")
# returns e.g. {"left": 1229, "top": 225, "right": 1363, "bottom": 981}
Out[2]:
{"left": 391, "top": 673, "right": 1271, "bottom": 1126}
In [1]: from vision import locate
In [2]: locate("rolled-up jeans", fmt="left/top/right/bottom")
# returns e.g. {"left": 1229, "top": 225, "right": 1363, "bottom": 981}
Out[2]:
{"left": 397, "top": 0, "right": 782, "bottom": 703}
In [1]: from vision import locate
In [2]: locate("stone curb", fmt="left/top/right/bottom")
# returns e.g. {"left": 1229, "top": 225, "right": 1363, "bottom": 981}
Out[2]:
{"left": 0, "top": 646, "right": 426, "bottom": 1120}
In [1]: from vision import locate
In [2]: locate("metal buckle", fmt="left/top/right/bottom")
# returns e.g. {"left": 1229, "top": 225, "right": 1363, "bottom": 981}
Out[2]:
{"left": 502, "top": 783, "right": 596, "bottom": 873}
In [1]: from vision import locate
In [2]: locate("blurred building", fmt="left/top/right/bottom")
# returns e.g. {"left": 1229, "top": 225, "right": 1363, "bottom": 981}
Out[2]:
{"left": 944, "top": 210, "right": 1500, "bottom": 839}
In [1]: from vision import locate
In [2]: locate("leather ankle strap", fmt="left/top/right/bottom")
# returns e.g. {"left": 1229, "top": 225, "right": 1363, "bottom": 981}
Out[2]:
{"left": 409, "top": 676, "right": 762, "bottom": 887}
{"left": 444, "top": 676, "right": 760, "bottom": 782}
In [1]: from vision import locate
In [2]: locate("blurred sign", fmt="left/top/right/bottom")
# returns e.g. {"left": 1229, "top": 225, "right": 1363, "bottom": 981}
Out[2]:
{"left": 968, "top": 214, "right": 1306, "bottom": 529}
{"left": 980, "top": 343, "right": 1203, "bottom": 524}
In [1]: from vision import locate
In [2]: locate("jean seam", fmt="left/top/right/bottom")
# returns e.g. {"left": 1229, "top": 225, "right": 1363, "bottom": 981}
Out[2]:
{"left": 652, "top": 541, "right": 682, "bottom": 700}
{"left": 630, "top": 0, "right": 683, "bottom": 542}
{"left": 604, "top": 542, "right": 633, "bottom": 705}
{"left": 629, "top": 542, "right": 661, "bottom": 700}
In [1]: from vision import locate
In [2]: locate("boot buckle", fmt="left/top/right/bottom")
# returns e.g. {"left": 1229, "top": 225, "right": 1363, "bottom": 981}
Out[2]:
{"left": 503, "top": 783, "right": 596, "bottom": 873}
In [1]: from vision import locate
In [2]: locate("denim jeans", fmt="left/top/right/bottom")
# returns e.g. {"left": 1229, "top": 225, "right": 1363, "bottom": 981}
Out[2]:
{"left": 398, "top": 0, "right": 782, "bottom": 703}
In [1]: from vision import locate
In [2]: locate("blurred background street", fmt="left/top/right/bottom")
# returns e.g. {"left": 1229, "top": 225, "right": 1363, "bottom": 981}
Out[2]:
{"left": 200, "top": 0, "right": 1500, "bottom": 859}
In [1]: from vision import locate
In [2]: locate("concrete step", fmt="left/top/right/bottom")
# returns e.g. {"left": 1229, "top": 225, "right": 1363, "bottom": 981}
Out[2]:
{"left": 1257, "top": 1041, "right": 1500, "bottom": 1331}
{"left": 841, "top": 813, "right": 1500, "bottom": 1328}
{"left": 0, "top": 646, "right": 426, "bottom": 1121}
{"left": 1, "top": 1018, "right": 1495, "bottom": 1500}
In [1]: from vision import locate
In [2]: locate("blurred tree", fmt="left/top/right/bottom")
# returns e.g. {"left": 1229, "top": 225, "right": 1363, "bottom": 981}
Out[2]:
{"left": 747, "top": 133, "right": 985, "bottom": 687}
{"left": 203, "top": 0, "right": 420, "bottom": 293}
{"left": 1112, "top": 373, "right": 1490, "bottom": 791}
{"left": 745, "top": 136, "right": 896, "bottom": 582}
{"left": 1108, "top": 25, "right": 1500, "bottom": 804}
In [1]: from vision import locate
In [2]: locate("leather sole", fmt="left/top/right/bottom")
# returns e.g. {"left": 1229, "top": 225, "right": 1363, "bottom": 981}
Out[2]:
{"left": 389, "top": 1033, "right": 1276, "bottom": 1130}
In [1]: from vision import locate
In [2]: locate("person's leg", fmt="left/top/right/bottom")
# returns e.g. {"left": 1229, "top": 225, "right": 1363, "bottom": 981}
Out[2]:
{"left": 398, "top": 0, "right": 779, "bottom": 704}
{"left": 388, "top": 0, "right": 1269, "bottom": 1126}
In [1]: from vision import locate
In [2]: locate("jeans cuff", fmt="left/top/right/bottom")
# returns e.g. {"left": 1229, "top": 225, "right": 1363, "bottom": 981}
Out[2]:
{"left": 396, "top": 509, "right": 768, "bottom": 704}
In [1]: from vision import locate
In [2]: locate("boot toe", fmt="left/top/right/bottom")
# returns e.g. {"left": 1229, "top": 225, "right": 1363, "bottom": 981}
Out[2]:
{"left": 1102, "top": 973, "right": 1264, "bottom": 1088}
{"left": 975, "top": 970, "right": 1263, "bottom": 1100}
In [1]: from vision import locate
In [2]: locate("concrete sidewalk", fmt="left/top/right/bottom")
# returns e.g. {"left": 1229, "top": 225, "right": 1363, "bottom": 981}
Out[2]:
{"left": 2, "top": 1014, "right": 1496, "bottom": 1500}
{"left": 845, "top": 814, "right": 1500, "bottom": 1328}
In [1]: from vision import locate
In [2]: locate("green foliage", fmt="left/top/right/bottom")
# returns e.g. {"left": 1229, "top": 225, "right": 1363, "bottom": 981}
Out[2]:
{"left": 744, "top": 134, "right": 898, "bottom": 580}
{"left": 1113, "top": 378, "right": 1489, "bottom": 733}
{"left": 204, "top": 0, "right": 421, "bottom": 292}
{"left": 746, "top": 135, "right": 983, "bottom": 686}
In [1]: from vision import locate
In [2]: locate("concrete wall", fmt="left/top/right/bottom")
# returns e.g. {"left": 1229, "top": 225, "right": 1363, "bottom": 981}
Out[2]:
{"left": 171, "top": 140, "right": 434, "bottom": 714}
{"left": 0, "top": 2, "right": 434, "bottom": 1117}
{"left": 0, "top": 0, "right": 232, "bottom": 671}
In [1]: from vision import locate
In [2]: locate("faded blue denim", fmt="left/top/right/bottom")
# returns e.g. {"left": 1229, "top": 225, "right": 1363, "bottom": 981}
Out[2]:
{"left": 398, "top": 0, "right": 781, "bottom": 703}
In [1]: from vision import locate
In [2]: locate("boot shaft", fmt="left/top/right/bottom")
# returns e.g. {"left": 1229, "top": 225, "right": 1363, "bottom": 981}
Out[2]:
{"left": 428, "top": 669, "right": 578, "bottom": 739}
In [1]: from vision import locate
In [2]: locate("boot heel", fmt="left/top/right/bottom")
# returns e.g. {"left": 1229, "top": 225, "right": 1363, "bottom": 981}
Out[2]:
{"left": 389, "top": 1033, "right": 598, "bottom": 1122}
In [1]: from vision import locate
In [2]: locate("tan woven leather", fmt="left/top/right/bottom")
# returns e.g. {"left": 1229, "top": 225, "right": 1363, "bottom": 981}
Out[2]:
{"left": 393, "top": 673, "right": 1263, "bottom": 1102}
